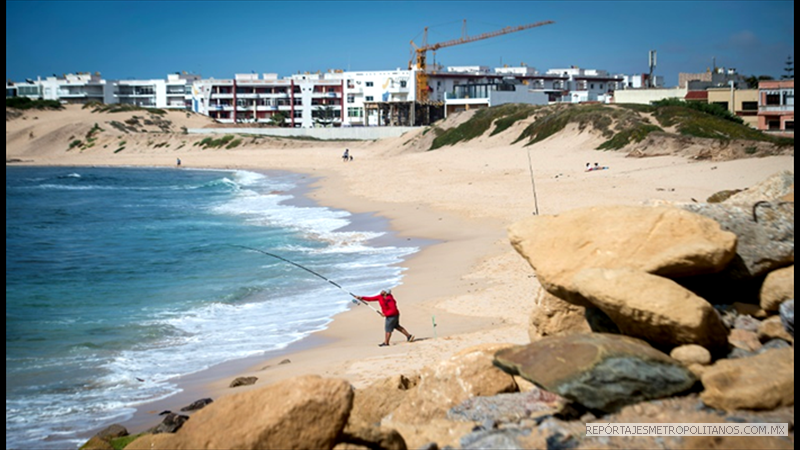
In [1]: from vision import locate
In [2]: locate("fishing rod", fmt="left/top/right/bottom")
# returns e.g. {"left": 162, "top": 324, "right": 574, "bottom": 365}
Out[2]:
{"left": 229, "top": 244, "right": 382, "bottom": 315}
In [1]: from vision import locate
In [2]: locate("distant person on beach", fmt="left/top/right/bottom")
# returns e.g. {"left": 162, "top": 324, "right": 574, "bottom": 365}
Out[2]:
{"left": 342, "top": 149, "right": 350, "bottom": 162}
{"left": 356, "top": 289, "right": 414, "bottom": 346}
{"left": 586, "top": 162, "right": 608, "bottom": 172}
{"left": 176, "top": 158, "right": 181, "bottom": 167}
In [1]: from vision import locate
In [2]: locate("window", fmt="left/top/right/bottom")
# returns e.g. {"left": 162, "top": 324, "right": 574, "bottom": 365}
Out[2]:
{"left": 347, "top": 95, "right": 355, "bottom": 103}
{"left": 766, "top": 94, "right": 781, "bottom": 105}
{"left": 365, "top": 81, "right": 374, "bottom": 87}
{"left": 365, "top": 96, "right": 373, "bottom": 101}
{"left": 713, "top": 101, "right": 728, "bottom": 110}
{"left": 347, "top": 107, "right": 363, "bottom": 118}
{"left": 785, "top": 121, "right": 794, "bottom": 131}
{"left": 742, "top": 101, "right": 758, "bottom": 111}
{"left": 400, "top": 80, "right": 407, "bottom": 88}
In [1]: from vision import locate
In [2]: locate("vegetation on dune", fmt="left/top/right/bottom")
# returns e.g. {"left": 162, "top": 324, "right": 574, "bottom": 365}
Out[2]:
{"left": 6, "top": 97, "right": 63, "bottom": 110}
{"left": 430, "top": 103, "right": 541, "bottom": 150}
{"left": 84, "top": 101, "right": 167, "bottom": 116}
{"left": 195, "top": 134, "right": 238, "bottom": 149}
{"left": 428, "top": 101, "right": 793, "bottom": 151}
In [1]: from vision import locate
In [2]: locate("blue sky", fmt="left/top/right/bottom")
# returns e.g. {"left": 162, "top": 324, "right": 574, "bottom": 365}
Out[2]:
{"left": 6, "top": 1, "right": 794, "bottom": 87}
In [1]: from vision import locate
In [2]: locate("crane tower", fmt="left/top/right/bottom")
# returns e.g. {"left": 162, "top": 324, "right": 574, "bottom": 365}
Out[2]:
{"left": 409, "top": 20, "right": 554, "bottom": 103}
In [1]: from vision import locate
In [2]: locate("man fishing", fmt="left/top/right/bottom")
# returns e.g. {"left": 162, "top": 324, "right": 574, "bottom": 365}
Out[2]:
{"left": 356, "top": 289, "right": 414, "bottom": 347}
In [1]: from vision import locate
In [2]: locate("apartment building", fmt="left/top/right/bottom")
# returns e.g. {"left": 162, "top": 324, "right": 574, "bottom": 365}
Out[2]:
{"left": 191, "top": 72, "right": 345, "bottom": 127}
{"left": 758, "top": 80, "right": 794, "bottom": 136}
{"left": 116, "top": 73, "right": 199, "bottom": 109}
{"left": 13, "top": 73, "right": 115, "bottom": 104}
{"left": 706, "top": 87, "right": 759, "bottom": 128}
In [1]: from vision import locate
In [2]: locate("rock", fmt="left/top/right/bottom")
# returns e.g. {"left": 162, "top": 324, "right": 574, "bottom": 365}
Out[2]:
{"left": 682, "top": 435, "right": 794, "bottom": 449}
{"left": 571, "top": 268, "right": 729, "bottom": 353}
{"left": 733, "top": 314, "right": 761, "bottom": 332}
{"left": 757, "top": 316, "right": 794, "bottom": 343}
{"left": 384, "top": 419, "right": 475, "bottom": 450}
{"left": 388, "top": 344, "right": 518, "bottom": 425}
{"left": 700, "top": 347, "right": 794, "bottom": 411}
{"left": 760, "top": 266, "right": 795, "bottom": 311}
{"left": 229, "top": 376, "right": 257, "bottom": 388}
{"left": 728, "top": 329, "right": 762, "bottom": 352}
{"left": 687, "top": 363, "right": 708, "bottom": 379}
{"left": 127, "top": 375, "right": 353, "bottom": 450}
{"left": 93, "top": 424, "right": 128, "bottom": 440}
{"left": 180, "top": 398, "right": 213, "bottom": 412}
{"left": 493, "top": 333, "right": 696, "bottom": 413}
{"left": 670, "top": 345, "right": 712, "bottom": 366}
{"left": 723, "top": 171, "right": 794, "bottom": 206}
{"left": 732, "top": 301, "right": 768, "bottom": 318}
{"left": 528, "top": 287, "right": 590, "bottom": 341}
{"left": 148, "top": 413, "right": 189, "bottom": 434}
{"left": 79, "top": 436, "right": 115, "bottom": 450}
{"left": 447, "top": 389, "right": 565, "bottom": 423}
{"left": 508, "top": 205, "right": 737, "bottom": 307}
{"left": 780, "top": 299, "right": 794, "bottom": 336}
{"left": 336, "top": 421, "right": 407, "bottom": 450}
{"left": 679, "top": 202, "right": 794, "bottom": 279}
{"left": 350, "top": 374, "right": 418, "bottom": 426}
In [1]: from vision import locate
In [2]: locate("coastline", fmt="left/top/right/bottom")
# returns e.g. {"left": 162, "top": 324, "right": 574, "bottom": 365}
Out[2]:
{"left": 6, "top": 109, "right": 794, "bottom": 442}
{"left": 118, "top": 162, "right": 519, "bottom": 435}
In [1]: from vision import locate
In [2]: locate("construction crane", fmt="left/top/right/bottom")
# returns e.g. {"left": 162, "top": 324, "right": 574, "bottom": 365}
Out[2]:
{"left": 409, "top": 20, "right": 554, "bottom": 103}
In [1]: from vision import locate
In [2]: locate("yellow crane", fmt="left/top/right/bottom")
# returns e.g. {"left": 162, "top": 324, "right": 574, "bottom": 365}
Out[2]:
{"left": 409, "top": 20, "right": 554, "bottom": 103}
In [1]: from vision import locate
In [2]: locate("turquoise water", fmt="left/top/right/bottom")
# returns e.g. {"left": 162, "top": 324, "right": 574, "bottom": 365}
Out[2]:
{"left": 6, "top": 166, "right": 418, "bottom": 449}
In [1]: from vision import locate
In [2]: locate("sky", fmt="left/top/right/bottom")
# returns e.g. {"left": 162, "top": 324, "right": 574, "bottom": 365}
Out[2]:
{"left": 6, "top": 1, "right": 795, "bottom": 87}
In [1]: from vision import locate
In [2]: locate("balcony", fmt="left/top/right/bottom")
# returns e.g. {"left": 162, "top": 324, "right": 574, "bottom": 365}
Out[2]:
{"left": 759, "top": 105, "right": 794, "bottom": 113}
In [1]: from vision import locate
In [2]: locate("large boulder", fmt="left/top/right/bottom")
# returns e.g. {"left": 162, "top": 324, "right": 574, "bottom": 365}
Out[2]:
{"left": 508, "top": 206, "right": 737, "bottom": 307}
{"left": 571, "top": 268, "right": 729, "bottom": 353}
{"left": 387, "top": 344, "right": 517, "bottom": 425}
{"left": 126, "top": 375, "right": 353, "bottom": 450}
{"left": 700, "top": 347, "right": 794, "bottom": 411}
{"left": 493, "top": 333, "right": 696, "bottom": 413}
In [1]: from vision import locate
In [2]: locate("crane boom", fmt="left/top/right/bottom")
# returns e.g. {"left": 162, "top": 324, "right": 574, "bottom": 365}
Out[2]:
{"left": 410, "top": 20, "right": 554, "bottom": 103}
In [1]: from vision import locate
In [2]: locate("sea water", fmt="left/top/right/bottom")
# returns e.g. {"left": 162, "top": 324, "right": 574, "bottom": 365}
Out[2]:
{"left": 6, "top": 165, "right": 419, "bottom": 449}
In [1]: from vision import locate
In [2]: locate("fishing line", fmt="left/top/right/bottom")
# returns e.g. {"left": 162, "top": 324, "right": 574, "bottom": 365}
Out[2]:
{"left": 229, "top": 244, "right": 382, "bottom": 315}
{"left": 527, "top": 148, "right": 540, "bottom": 215}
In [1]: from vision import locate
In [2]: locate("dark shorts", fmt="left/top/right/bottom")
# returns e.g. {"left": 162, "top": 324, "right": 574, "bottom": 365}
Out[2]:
{"left": 384, "top": 314, "right": 400, "bottom": 333}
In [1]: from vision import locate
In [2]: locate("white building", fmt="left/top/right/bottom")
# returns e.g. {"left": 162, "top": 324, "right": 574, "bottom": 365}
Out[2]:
{"left": 116, "top": 73, "right": 198, "bottom": 109}
{"left": 34, "top": 73, "right": 115, "bottom": 104}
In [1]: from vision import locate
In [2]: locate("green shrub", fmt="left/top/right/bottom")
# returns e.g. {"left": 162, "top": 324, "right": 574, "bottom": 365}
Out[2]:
{"left": 6, "top": 97, "right": 63, "bottom": 110}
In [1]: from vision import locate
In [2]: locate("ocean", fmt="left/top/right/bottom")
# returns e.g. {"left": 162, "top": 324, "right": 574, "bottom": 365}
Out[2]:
{"left": 5, "top": 165, "right": 419, "bottom": 449}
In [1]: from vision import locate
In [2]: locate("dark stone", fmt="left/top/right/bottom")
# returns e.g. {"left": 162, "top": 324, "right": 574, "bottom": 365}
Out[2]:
{"left": 493, "top": 333, "right": 696, "bottom": 414}
{"left": 680, "top": 202, "right": 794, "bottom": 279}
{"left": 780, "top": 299, "right": 794, "bottom": 337}
{"left": 757, "top": 338, "right": 791, "bottom": 353}
{"left": 93, "top": 424, "right": 128, "bottom": 440}
{"left": 447, "top": 390, "right": 563, "bottom": 423}
{"left": 229, "top": 376, "right": 258, "bottom": 388}
{"left": 148, "top": 412, "right": 189, "bottom": 434}
{"left": 180, "top": 398, "right": 213, "bottom": 412}
{"left": 733, "top": 314, "right": 761, "bottom": 332}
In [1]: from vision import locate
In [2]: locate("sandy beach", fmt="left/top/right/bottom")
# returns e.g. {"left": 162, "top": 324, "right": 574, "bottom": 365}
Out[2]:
{"left": 6, "top": 105, "right": 794, "bottom": 436}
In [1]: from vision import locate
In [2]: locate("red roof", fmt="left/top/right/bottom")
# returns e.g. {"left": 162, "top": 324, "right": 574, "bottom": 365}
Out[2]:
{"left": 685, "top": 91, "right": 708, "bottom": 100}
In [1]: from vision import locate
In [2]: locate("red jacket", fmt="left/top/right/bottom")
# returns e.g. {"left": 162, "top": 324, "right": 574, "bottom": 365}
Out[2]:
{"left": 361, "top": 293, "right": 399, "bottom": 317}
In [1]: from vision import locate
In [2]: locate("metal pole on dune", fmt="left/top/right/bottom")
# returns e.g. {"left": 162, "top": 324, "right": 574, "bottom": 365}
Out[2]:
{"left": 229, "top": 244, "right": 382, "bottom": 315}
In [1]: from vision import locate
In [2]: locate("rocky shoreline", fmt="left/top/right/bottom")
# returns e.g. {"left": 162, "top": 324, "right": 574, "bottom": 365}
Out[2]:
{"left": 82, "top": 172, "right": 793, "bottom": 450}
